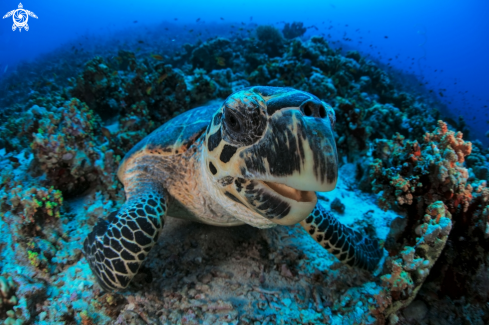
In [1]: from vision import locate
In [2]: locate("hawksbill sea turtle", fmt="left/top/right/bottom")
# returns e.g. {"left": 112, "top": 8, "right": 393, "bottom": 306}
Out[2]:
{"left": 2, "top": 3, "right": 38, "bottom": 32}
{"left": 83, "top": 86, "right": 383, "bottom": 291}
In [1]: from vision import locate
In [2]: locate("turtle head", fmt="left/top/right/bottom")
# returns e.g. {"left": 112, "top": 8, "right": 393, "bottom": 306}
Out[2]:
{"left": 203, "top": 86, "right": 338, "bottom": 226}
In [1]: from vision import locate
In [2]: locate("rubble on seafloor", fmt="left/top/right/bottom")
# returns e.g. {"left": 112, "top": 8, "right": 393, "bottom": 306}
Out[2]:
{"left": 0, "top": 23, "right": 488, "bottom": 324}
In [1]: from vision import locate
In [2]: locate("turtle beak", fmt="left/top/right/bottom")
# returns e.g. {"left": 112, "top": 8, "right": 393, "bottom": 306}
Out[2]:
{"left": 239, "top": 107, "right": 338, "bottom": 192}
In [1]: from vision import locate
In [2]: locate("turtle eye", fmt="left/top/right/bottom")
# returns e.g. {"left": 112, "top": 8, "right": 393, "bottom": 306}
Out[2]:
{"left": 225, "top": 110, "right": 241, "bottom": 133}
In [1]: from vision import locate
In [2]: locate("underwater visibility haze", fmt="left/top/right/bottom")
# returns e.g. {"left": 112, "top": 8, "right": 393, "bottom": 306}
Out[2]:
{"left": 0, "top": 0, "right": 489, "bottom": 324}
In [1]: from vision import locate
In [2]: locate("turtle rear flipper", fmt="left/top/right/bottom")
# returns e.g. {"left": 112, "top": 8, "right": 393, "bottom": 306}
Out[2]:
{"left": 301, "top": 204, "right": 383, "bottom": 271}
{"left": 83, "top": 181, "right": 166, "bottom": 291}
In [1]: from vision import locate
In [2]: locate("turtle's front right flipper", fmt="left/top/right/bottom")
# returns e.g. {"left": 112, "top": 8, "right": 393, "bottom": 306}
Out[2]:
{"left": 300, "top": 203, "right": 383, "bottom": 272}
{"left": 83, "top": 182, "right": 166, "bottom": 291}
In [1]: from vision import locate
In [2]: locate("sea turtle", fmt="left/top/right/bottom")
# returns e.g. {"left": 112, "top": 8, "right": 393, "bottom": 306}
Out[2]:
{"left": 83, "top": 86, "right": 383, "bottom": 291}
{"left": 2, "top": 3, "right": 38, "bottom": 32}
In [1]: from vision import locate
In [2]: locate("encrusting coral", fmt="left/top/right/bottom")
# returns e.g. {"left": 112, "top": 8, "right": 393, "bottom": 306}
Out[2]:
{"left": 369, "top": 119, "right": 489, "bottom": 322}
{"left": 374, "top": 201, "right": 452, "bottom": 318}
{"left": 370, "top": 120, "right": 473, "bottom": 212}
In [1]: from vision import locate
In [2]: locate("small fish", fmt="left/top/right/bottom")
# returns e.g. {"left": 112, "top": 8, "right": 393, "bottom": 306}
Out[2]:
{"left": 165, "top": 27, "right": 169, "bottom": 31}
{"left": 196, "top": 18, "right": 200, "bottom": 22}
{"left": 3, "top": 65, "right": 8, "bottom": 73}
{"left": 189, "top": 29, "right": 193, "bottom": 33}
{"left": 112, "top": 71, "right": 118, "bottom": 76}
{"left": 220, "top": 17, "right": 224, "bottom": 20}
{"left": 384, "top": 36, "right": 388, "bottom": 38}
{"left": 157, "top": 73, "right": 168, "bottom": 84}
{"left": 7, "top": 157, "right": 19, "bottom": 163}
{"left": 123, "top": 117, "right": 140, "bottom": 128}
{"left": 101, "top": 127, "right": 112, "bottom": 138}
{"left": 250, "top": 16, "right": 253, "bottom": 21}
{"left": 138, "top": 40, "right": 144, "bottom": 44}
{"left": 133, "top": 20, "right": 138, "bottom": 23}
{"left": 174, "top": 18, "right": 178, "bottom": 21}
{"left": 146, "top": 86, "right": 152, "bottom": 95}
{"left": 150, "top": 54, "right": 163, "bottom": 60}
{"left": 216, "top": 56, "right": 226, "bottom": 67}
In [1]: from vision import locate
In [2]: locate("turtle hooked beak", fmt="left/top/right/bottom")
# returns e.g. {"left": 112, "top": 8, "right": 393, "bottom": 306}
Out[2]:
{"left": 240, "top": 108, "right": 338, "bottom": 193}
{"left": 263, "top": 181, "right": 316, "bottom": 203}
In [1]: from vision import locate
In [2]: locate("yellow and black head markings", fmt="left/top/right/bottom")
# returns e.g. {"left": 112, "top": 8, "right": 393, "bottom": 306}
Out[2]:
{"left": 83, "top": 86, "right": 383, "bottom": 291}
{"left": 203, "top": 86, "right": 338, "bottom": 225}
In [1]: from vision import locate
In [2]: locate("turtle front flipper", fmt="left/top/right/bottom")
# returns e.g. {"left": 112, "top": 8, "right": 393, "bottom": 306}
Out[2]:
{"left": 301, "top": 204, "right": 383, "bottom": 271}
{"left": 83, "top": 181, "right": 166, "bottom": 291}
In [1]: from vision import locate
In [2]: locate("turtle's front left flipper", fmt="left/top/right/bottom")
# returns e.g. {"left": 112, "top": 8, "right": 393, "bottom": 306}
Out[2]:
{"left": 300, "top": 203, "right": 383, "bottom": 271}
{"left": 83, "top": 181, "right": 166, "bottom": 291}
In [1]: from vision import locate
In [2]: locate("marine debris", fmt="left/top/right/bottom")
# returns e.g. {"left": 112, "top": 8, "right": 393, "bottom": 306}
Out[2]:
{"left": 0, "top": 22, "right": 487, "bottom": 324}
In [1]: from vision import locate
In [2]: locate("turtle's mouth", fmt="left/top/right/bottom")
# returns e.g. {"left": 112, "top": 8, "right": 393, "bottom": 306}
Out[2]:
{"left": 263, "top": 181, "right": 316, "bottom": 203}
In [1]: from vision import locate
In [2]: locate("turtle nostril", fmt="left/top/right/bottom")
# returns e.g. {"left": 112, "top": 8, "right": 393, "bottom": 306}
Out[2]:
{"left": 302, "top": 102, "right": 314, "bottom": 117}
{"left": 301, "top": 100, "right": 327, "bottom": 118}
{"left": 319, "top": 105, "right": 327, "bottom": 118}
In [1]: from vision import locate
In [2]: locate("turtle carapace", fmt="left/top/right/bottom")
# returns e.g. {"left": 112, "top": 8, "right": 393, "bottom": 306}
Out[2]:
{"left": 83, "top": 86, "right": 383, "bottom": 291}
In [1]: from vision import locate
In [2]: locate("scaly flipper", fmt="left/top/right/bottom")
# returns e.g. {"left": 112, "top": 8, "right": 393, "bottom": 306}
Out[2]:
{"left": 83, "top": 179, "right": 167, "bottom": 291}
{"left": 300, "top": 204, "right": 383, "bottom": 271}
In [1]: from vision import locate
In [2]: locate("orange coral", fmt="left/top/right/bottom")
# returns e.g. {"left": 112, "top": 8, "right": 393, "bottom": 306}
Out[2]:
{"left": 424, "top": 120, "right": 472, "bottom": 164}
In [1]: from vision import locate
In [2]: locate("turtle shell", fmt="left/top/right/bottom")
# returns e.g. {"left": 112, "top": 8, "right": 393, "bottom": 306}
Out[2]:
{"left": 118, "top": 104, "right": 218, "bottom": 178}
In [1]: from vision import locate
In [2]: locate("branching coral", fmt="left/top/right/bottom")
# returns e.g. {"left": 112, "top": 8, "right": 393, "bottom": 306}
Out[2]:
{"left": 282, "top": 22, "right": 307, "bottom": 39}
{"left": 0, "top": 275, "right": 18, "bottom": 309}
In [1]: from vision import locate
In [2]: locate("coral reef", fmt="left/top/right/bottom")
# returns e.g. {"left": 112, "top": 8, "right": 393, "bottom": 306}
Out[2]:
{"left": 282, "top": 22, "right": 307, "bottom": 39}
{"left": 374, "top": 201, "right": 452, "bottom": 319}
{"left": 0, "top": 22, "right": 488, "bottom": 324}
{"left": 369, "top": 120, "right": 489, "bottom": 322}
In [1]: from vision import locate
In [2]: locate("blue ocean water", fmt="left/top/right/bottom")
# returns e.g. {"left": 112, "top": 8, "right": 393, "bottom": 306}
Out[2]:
{"left": 1, "top": 0, "right": 488, "bottom": 144}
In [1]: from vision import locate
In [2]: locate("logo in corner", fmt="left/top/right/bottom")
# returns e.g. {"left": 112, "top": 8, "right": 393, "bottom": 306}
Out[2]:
{"left": 3, "top": 3, "right": 38, "bottom": 32}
